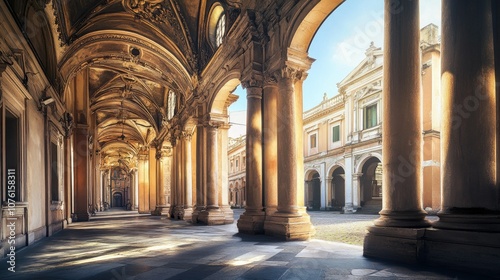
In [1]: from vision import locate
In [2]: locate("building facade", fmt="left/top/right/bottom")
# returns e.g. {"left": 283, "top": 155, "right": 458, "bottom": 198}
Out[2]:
{"left": 228, "top": 135, "right": 246, "bottom": 208}
{"left": 303, "top": 24, "right": 441, "bottom": 214}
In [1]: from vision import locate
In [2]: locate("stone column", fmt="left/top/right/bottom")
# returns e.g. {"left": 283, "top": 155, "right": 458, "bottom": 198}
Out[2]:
{"left": 173, "top": 139, "right": 184, "bottom": 219}
{"left": 433, "top": 0, "right": 499, "bottom": 231}
{"left": 218, "top": 123, "right": 234, "bottom": 223}
{"left": 133, "top": 169, "right": 138, "bottom": 210}
{"left": 237, "top": 82, "right": 265, "bottom": 234}
{"left": 343, "top": 156, "right": 354, "bottom": 213}
{"left": 352, "top": 173, "right": 362, "bottom": 209}
{"left": 64, "top": 135, "right": 73, "bottom": 225}
{"left": 169, "top": 138, "right": 177, "bottom": 218}
{"left": 149, "top": 147, "right": 157, "bottom": 213}
{"left": 137, "top": 150, "right": 150, "bottom": 214}
{"left": 263, "top": 75, "right": 278, "bottom": 216}
{"left": 73, "top": 126, "right": 90, "bottom": 221}
{"left": 198, "top": 123, "right": 225, "bottom": 225}
{"left": 364, "top": 0, "right": 430, "bottom": 263}
{"left": 373, "top": 0, "right": 429, "bottom": 228}
{"left": 264, "top": 57, "right": 314, "bottom": 240}
{"left": 183, "top": 132, "right": 194, "bottom": 221}
{"left": 320, "top": 162, "right": 326, "bottom": 210}
{"left": 153, "top": 147, "right": 171, "bottom": 216}
{"left": 192, "top": 122, "right": 206, "bottom": 223}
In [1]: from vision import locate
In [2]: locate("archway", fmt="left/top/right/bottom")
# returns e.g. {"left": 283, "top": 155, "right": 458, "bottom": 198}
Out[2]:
{"left": 330, "top": 167, "right": 345, "bottom": 211}
{"left": 113, "top": 192, "right": 123, "bottom": 208}
{"left": 360, "top": 157, "right": 382, "bottom": 213}
{"left": 305, "top": 171, "right": 321, "bottom": 210}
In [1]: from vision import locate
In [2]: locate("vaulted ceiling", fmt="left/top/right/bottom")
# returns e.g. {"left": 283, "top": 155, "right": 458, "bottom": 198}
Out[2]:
{"left": 5, "top": 0, "right": 241, "bottom": 171}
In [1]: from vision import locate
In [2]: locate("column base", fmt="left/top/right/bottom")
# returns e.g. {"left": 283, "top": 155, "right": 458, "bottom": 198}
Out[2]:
{"left": 364, "top": 226, "right": 500, "bottom": 276}
{"left": 423, "top": 228, "right": 500, "bottom": 275}
{"left": 220, "top": 205, "right": 234, "bottom": 224}
{"left": 73, "top": 212, "right": 90, "bottom": 222}
{"left": 343, "top": 203, "right": 357, "bottom": 214}
{"left": 151, "top": 205, "right": 171, "bottom": 217}
{"left": 191, "top": 206, "right": 205, "bottom": 223}
{"left": 198, "top": 208, "right": 227, "bottom": 225}
{"left": 265, "top": 206, "right": 277, "bottom": 216}
{"left": 433, "top": 212, "right": 500, "bottom": 232}
{"left": 363, "top": 226, "right": 426, "bottom": 264}
{"left": 172, "top": 205, "right": 185, "bottom": 220}
{"left": 237, "top": 210, "right": 265, "bottom": 234}
{"left": 263, "top": 211, "right": 314, "bottom": 240}
{"left": 374, "top": 210, "right": 431, "bottom": 227}
{"left": 183, "top": 206, "right": 194, "bottom": 222}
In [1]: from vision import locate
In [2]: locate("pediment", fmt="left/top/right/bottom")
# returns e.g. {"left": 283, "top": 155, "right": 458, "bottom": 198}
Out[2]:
{"left": 337, "top": 46, "right": 383, "bottom": 88}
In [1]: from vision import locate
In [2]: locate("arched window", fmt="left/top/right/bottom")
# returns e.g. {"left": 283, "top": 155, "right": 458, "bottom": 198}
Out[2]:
{"left": 208, "top": 4, "right": 225, "bottom": 49}
{"left": 215, "top": 13, "right": 226, "bottom": 47}
{"left": 167, "top": 90, "right": 176, "bottom": 120}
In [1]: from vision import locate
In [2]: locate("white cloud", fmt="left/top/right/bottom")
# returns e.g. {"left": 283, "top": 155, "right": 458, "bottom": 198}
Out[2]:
{"left": 331, "top": 1, "right": 440, "bottom": 69}
{"left": 420, "top": 0, "right": 441, "bottom": 28}
{"left": 228, "top": 111, "right": 246, "bottom": 138}
{"left": 331, "top": 9, "right": 384, "bottom": 68}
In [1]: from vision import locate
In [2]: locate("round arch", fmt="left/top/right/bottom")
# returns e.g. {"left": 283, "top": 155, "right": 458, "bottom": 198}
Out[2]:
{"left": 326, "top": 163, "right": 345, "bottom": 177}
{"left": 208, "top": 74, "right": 241, "bottom": 115}
{"left": 304, "top": 169, "right": 321, "bottom": 211}
{"left": 357, "top": 155, "right": 383, "bottom": 213}
{"left": 287, "top": 0, "right": 345, "bottom": 53}
{"left": 355, "top": 152, "right": 382, "bottom": 174}
{"left": 330, "top": 166, "right": 346, "bottom": 211}
{"left": 304, "top": 168, "right": 321, "bottom": 181}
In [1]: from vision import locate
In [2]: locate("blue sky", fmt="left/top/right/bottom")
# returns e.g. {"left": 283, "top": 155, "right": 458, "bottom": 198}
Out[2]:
{"left": 228, "top": 0, "right": 441, "bottom": 138}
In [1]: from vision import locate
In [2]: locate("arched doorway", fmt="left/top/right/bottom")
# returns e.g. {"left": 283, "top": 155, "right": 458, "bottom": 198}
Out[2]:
{"left": 113, "top": 192, "right": 123, "bottom": 208}
{"left": 360, "top": 157, "right": 382, "bottom": 213}
{"left": 305, "top": 171, "right": 321, "bottom": 211}
{"left": 331, "top": 167, "right": 345, "bottom": 211}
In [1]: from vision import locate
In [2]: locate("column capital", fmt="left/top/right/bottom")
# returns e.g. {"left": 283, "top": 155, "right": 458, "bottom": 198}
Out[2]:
{"left": 263, "top": 70, "right": 280, "bottom": 86}
{"left": 353, "top": 173, "right": 363, "bottom": 178}
{"left": 138, "top": 152, "right": 148, "bottom": 161}
{"left": 241, "top": 76, "right": 263, "bottom": 89}
{"left": 207, "top": 120, "right": 224, "bottom": 129}
{"left": 156, "top": 147, "right": 172, "bottom": 159}
{"left": 182, "top": 131, "right": 193, "bottom": 141}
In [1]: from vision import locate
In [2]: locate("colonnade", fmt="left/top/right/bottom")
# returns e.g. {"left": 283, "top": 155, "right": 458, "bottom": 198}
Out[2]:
{"left": 364, "top": 0, "right": 500, "bottom": 272}
{"left": 236, "top": 49, "right": 316, "bottom": 240}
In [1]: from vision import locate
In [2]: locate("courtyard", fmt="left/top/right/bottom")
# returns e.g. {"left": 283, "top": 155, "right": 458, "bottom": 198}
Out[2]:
{"left": 0, "top": 209, "right": 478, "bottom": 279}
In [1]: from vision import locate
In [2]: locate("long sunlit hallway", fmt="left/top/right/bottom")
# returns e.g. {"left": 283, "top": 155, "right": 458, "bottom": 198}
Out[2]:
{"left": 0, "top": 211, "right": 479, "bottom": 280}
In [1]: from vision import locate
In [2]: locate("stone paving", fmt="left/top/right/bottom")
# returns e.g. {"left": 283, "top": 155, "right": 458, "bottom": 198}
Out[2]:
{"left": 0, "top": 209, "right": 485, "bottom": 279}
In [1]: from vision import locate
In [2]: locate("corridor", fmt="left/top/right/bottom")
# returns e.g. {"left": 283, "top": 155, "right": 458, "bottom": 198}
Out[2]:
{"left": 0, "top": 211, "right": 480, "bottom": 280}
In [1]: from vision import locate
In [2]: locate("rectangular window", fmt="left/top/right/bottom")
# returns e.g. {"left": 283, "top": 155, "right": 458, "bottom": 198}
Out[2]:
{"left": 5, "top": 110, "right": 20, "bottom": 201}
{"left": 236, "top": 159, "right": 239, "bottom": 170}
{"left": 51, "top": 142, "right": 59, "bottom": 201}
{"left": 364, "top": 104, "right": 378, "bottom": 129}
{"left": 310, "top": 134, "right": 317, "bottom": 149}
{"left": 332, "top": 125, "right": 340, "bottom": 143}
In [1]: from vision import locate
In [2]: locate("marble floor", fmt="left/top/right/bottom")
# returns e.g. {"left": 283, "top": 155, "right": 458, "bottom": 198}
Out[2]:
{"left": 0, "top": 209, "right": 486, "bottom": 279}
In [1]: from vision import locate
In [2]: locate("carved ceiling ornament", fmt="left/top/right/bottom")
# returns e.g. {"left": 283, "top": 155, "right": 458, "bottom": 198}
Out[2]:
{"left": 122, "top": 0, "right": 195, "bottom": 69}
{"left": 124, "top": 0, "right": 166, "bottom": 23}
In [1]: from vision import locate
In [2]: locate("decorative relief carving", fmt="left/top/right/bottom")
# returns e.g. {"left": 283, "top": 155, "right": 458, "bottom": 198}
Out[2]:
{"left": 182, "top": 131, "right": 193, "bottom": 141}
{"left": 123, "top": 0, "right": 194, "bottom": 63}
{"left": 264, "top": 70, "right": 280, "bottom": 85}
{"left": 240, "top": 77, "right": 263, "bottom": 89}
{"left": 125, "top": 0, "right": 166, "bottom": 23}
{"left": 281, "top": 65, "right": 303, "bottom": 81}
